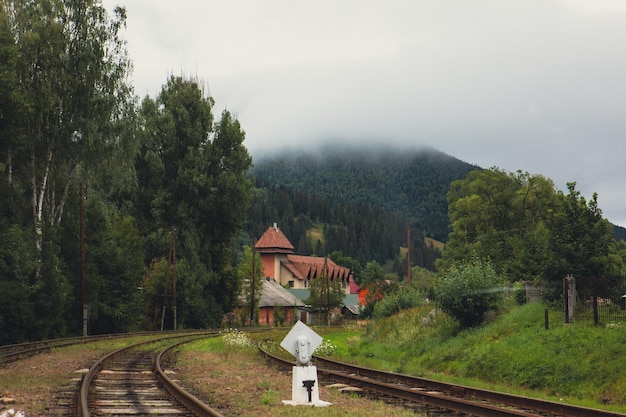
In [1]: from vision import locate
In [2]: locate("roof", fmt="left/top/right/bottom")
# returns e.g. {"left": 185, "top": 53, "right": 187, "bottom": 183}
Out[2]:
{"left": 349, "top": 280, "right": 361, "bottom": 295}
{"left": 288, "top": 290, "right": 360, "bottom": 308}
{"left": 342, "top": 305, "right": 360, "bottom": 315}
{"left": 257, "top": 279, "right": 305, "bottom": 307}
{"left": 282, "top": 255, "right": 351, "bottom": 281}
{"left": 288, "top": 289, "right": 311, "bottom": 302}
{"left": 343, "top": 294, "right": 360, "bottom": 307}
{"left": 254, "top": 224, "right": 295, "bottom": 254}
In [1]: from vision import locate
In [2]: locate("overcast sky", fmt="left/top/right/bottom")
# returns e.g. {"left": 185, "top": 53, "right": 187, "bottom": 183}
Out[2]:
{"left": 102, "top": 0, "right": 626, "bottom": 227}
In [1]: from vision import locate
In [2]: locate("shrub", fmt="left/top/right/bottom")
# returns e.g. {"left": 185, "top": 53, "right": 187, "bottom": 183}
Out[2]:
{"left": 372, "top": 286, "right": 423, "bottom": 319}
{"left": 433, "top": 258, "right": 507, "bottom": 328}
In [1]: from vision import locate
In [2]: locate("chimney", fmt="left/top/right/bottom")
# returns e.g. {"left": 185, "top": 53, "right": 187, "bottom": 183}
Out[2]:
{"left": 273, "top": 222, "right": 278, "bottom": 231}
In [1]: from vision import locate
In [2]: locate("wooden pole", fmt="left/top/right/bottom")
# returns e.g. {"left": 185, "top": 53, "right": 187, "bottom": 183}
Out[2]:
{"left": 407, "top": 226, "right": 412, "bottom": 286}
{"left": 325, "top": 257, "right": 330, "bottom": 326}
{"left": 250, "top": 241, "right": 256, "bottom": 326}
{"left": 161, "top": 227, "right": 175, "bottom": 331}
{"left": 172, "top": 228, "right": 177, "bottom": 331}
{"left": 80, "top": 184, "right": 87, "bottom": 337}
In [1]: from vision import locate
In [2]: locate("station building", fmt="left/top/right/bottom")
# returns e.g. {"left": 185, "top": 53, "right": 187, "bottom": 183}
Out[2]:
{"left": 254, "top": 224, "right": 355, "bottom": 294}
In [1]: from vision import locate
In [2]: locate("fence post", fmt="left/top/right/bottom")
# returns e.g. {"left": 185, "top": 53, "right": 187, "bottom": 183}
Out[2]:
{"left": 564, "top": 275, "right": 576, "bottom": 323}
{"left": 593, "top": 278, "right": 599, "bottom": 326}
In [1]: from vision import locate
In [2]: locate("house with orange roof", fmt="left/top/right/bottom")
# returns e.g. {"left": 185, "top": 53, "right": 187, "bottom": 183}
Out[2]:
{"left": 254, "top": 224, "right": 356, "bottom": 295}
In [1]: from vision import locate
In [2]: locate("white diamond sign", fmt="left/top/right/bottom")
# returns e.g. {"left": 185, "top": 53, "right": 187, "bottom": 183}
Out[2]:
{"left": 280, "top": 321, "right": 322, "bottom": 365}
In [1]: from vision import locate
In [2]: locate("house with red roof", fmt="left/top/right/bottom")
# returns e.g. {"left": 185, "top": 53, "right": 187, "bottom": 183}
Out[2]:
{"left": 254, "top": 224, "right": 356, "bottom": 295}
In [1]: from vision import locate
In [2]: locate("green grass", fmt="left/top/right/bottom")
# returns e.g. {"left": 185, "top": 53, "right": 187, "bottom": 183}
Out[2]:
{"left": 189, "top": 314, "right": 626, "bottom": 412}
{"left": 325, "top": 303, "right": 626, "bottom": 412}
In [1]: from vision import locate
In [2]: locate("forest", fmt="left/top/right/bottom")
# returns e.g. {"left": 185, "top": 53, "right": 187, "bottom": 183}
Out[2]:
{"left": 244, "top": 146, "right": 480, "bottom": 277}
{"left": 250, "top": 145, "right": 478, "bottom": 243}
{"left": 0, "top": 1, "right": 252, "bottom": 343}
{"left": 2, "top": 0, "right": 626, "bottom": 344}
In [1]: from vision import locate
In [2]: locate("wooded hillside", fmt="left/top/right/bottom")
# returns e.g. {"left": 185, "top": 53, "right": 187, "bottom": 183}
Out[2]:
{"left": 250, "top": 145, "right": 478, "bottom": 242}
{"left": 244, "top": 145, "right": 478, "bottom": 278}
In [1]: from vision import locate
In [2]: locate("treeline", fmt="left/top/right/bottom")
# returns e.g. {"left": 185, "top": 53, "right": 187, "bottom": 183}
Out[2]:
{"left": 438, "top": 168, "right": 626, "bottom": 298}
{"left": 0, "top": 2, "right": 251, "bottom": 344}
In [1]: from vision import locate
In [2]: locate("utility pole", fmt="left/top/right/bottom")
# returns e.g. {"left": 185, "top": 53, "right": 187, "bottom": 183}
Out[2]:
{"left": 161, "top": 227, "right": 176, "bottom": 331}
{"left": 250, "top": 240, "right": 256, "bottom": 326}
{"left": 80, "top": 184, "right": 87, "bottom": 337}
{"left": 171, "top": 228, "right": 177, "bottom": 331}
{"left": 407, "top": 226, "right": 412, "bottom": 286}
{"left": 324, "top": 257, "right": 330, "bottom": 326}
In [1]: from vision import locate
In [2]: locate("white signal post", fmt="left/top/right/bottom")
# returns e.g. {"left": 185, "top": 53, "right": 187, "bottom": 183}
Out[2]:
{"left": 280, "top": 321, "right": 331, "bottom": 406}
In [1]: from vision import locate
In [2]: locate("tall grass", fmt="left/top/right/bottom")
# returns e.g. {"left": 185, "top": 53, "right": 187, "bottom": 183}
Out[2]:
{"left": 344, "top": 302, "right": 626, "bottom": 410}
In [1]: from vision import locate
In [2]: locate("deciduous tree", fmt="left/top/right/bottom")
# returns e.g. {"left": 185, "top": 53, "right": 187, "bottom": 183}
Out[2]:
{"left": 306, "top": 259, "right": 345, "bottom": 325}
{"left": 134, "top": 76, "right": 253, "bottom": 327}
{"left": 237, "top": 245, "right": 264, "bottom": 325}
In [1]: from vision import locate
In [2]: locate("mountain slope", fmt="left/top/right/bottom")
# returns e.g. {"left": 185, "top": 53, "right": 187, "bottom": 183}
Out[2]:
{"left": 251, "top": 145, "right": 478, "bottom": 242}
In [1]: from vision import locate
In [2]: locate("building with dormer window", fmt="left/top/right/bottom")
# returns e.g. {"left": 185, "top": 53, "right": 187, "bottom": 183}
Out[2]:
{"left": 254, "top": 224, "right": 355, "bottom": 295}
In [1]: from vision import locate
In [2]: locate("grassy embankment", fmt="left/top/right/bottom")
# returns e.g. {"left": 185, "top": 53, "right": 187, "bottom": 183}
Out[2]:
{"left": 322, "top": 302, "right": 626, "bottom": 413}
{"left": 178, "top": 331, "right": 421, "bottom": 417}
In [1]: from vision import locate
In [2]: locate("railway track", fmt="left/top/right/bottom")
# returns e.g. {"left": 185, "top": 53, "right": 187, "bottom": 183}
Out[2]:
{"left": 0, "top": 331, "right": 202, "bottom": 365}
{"left": 0, "top": 336, "right": 109, "bottom": 364}
{"left": 78, "top": 333, "right": 224, "bottom": 417}
{"left": 259, "top": 346, "right": 626, "bottom": 417}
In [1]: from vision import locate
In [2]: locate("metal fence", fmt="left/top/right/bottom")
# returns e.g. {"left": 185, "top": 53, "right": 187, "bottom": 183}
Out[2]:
{"left": 573, "top": 275, "right": 626, "bottom": 324}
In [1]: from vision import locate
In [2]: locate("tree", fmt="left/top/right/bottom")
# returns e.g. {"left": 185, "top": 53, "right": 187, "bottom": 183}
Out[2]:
{"left": 410, "top": 265, "right": 438, "bottom": 294}
{"left": 442, "top": 169, "right": 520, "bottom": 269}
{"left": 433, "top": 258, "right": 507, "bottom": 328}
{"left": 361, "top": 260, "right": 384, "bottom": 287}
{"left": 8, "top": 0, "right": 133, "bottom": 251}
{"left": 438, "top": 168, "right": 562, "bottom": 280}
{"left": 0, "top": 4, "right": 27, "bottom": 191}
{"left": 328, "top": 250, "right": 361, "bottom": 283}
{"left": 1, "top": 0, "right": 135, "bottom": 339}
{"left": 306, "top": 259, "right": 345, "bottom": 325}
{"left": 134, "top": 76, "right": 253, "bottom": 327}
{"left": 0, "top": 7, "right": 34, "bottom": 344}
{"left": 0, "top": 223, "right": 36, "bottom": 344}
{"left": 547, "top": 183, "right": 615, "bottom": 294}
{"left": 439, "top": 169, "right": 618, "bottom": 302}
{"left": 237, "top": 245, "right": 264, "bottom": 325}
{"left": 84, "top": 198, "right": 145, "bottom": 334}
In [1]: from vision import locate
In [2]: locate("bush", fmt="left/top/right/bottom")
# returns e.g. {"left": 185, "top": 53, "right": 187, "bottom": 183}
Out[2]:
{"left": 373, "top": 286, "right": 423, "bottom": 319}
{"left": 433, "top": 259, "right": 507, "bottom": 328}
{"left": 360, "top": 280, "right": 400, "bottom": 318}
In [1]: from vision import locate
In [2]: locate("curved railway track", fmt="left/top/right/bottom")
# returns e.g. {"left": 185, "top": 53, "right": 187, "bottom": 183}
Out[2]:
{"left": 259, "top": 346, "right": 626, "bottom": 417}
{"left": 0, "top": 331, "right": 206, "bottom": 365}
{"left": 0, "top": 335, "right": 120, "bottom": 365}
{"left": 78, "top": 333, "right": 224, "bottom": 417}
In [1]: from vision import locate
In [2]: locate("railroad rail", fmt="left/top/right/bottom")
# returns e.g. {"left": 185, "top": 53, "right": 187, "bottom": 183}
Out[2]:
{"left": 78, "top": 332, "right": 224, "bottom": 417}
{"left": 259, "top": 346, "right": 626, "bottom": 417}
{"left": 0, "top": 335, "right": 118, "bottom": 364}
{"left": 0, "top": 331, "right": 207, "bottom": 365}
